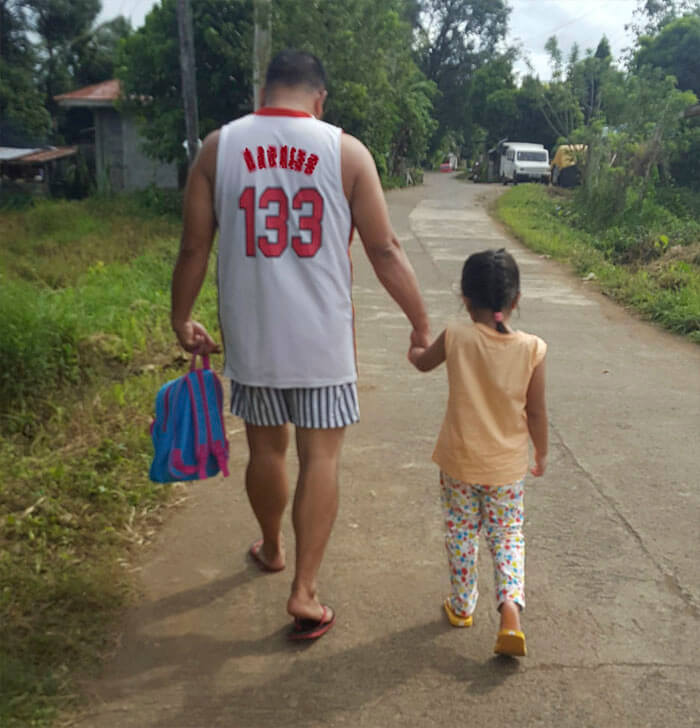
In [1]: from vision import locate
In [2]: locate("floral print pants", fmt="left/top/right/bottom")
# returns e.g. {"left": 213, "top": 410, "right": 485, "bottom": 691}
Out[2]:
{"left": 440, "top": 471, "right": 525, "bottom": 617}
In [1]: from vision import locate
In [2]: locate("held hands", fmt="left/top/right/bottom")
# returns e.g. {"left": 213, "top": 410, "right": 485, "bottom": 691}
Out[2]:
{"left": 407, "top": 345, "right": 426, "bottom": 368}
{"left": 408, "top": 327, "right": 430, "bottom": 370}
{"left": 172, "top": 320, "right": 221, "bottom": 355}
{"left": 530, "top": 451, "right": 547, "bottom": 477}
{"left": 410, "top": 327, "right": 430, "bottom": 349}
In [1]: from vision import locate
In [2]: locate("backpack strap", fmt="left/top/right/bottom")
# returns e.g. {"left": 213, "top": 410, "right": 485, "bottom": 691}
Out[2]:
{"left": 195, "top": 367, "right": 230, "bottom": 478}
{"left": 187, "top": 372, "right": 210, "bottom": 479}
{"left": 190, "top": 352, "right": 211, "bottom": 372}
{"left": 168, "top": 375, "right": 199, "bottom": 480}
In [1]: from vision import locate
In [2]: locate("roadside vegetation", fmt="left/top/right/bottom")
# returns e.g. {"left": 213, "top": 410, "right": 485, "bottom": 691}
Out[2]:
{"left": 496, "top": 184, "right": 700, "bottom": 342}
{"left": 0, "top": 193, "right": 220, "bottom": 727}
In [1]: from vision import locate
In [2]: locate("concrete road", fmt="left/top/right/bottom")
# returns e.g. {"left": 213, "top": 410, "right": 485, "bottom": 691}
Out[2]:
{"left": 73, "top": 173, "right": 700, "bottom": 728}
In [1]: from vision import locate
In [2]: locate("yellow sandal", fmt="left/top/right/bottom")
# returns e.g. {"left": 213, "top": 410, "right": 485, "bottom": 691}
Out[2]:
{"left": 494, "top": 629, "right": 527, "bottom": 657}
{"left": 443, "top": 599, "right": 473, "bottom": 628}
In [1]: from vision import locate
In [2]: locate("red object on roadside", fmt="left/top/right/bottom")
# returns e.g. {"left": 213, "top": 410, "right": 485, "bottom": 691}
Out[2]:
{"left": 440, "top": 163, "right": 452, "bottom": 172}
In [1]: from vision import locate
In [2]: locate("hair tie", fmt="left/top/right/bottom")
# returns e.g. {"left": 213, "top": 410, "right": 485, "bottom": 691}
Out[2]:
{"left": 493, "top": 312, "right": 504, "bottom": 323}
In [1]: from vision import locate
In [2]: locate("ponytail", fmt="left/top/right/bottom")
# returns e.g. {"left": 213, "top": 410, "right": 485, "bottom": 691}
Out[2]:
{"left": 493, "top": 311, "right": 508, "bottom": 334}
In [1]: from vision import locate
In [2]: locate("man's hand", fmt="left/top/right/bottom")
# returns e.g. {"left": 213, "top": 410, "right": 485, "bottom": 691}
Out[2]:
{"left": 410, "top": 328, "right": 431, "bottom": 350}
{"left": 530, "top": 451, "right": 547, "bottom": 477}
{"left": 173, "top": 320, "right": 221, "bottom": 354}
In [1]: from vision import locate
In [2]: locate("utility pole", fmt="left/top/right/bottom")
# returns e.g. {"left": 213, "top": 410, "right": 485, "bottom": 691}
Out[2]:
{"left": 176, "top": 0, "right": 199, "bottom": 166}
{"left": 253, "top": 0, "right": 272, "bottom": 111}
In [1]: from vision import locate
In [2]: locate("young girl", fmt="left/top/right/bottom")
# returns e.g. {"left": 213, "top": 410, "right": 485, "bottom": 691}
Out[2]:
{"left": 408, "top": 248, "right": 547, "bottom": 658}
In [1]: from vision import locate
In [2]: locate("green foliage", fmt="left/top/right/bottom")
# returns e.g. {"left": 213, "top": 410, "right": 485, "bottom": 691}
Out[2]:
{"left": 636, "top": 15, "right": 700, "bottom": 95}
{"left": 0, "top": 197, "right": 187, "bottom": 421}
{"left": 496, "top": 184, "right": 700, "bottom": 340}
{"left": 0, "top": 197, "right": 220, "bottom": 724}
{"left": 416, "top": 0, "right": 510, "bottom": 154}
{"left": 0, "top": 372, "right": 176, "bottom": 726}
{"left": 25, "top": 0, "right": 102, "bottom": 102}
{"left": 273, "top": 0, "right": 436, "bottom": 175}
{"left": 0, "top": 2, "right": 51, "bottom": 141}
{"left": 68, "top": 16, "right": 133, "bottom": 88}
{"left": 0, "top": 278, "right": 79, "bottom": 419}
{"left": 117, "top": 0, "right": 253, "bottom": 163}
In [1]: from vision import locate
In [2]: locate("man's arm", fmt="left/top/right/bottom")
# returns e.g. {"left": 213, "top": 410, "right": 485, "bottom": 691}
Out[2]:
{"left": 171, "top": 131, "right": 220, "bottom": 353}
{"left": 341, "top": 134, "right": 430, "bottom": 347}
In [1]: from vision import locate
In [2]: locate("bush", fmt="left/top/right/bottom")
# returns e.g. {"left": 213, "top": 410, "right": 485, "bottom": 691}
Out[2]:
{"left": 0, "top": 184, "right": 35, "bottom": 210}
{"left": 496, "top": 185, "right": 700, "bottom": 342}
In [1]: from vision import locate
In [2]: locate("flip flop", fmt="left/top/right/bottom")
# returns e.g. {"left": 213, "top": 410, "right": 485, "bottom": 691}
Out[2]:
{"left": 443, "top": 598, "right": 473, "bottom": 628}
{"left": 494, "top": 628, "right": 527, "bottom": 657}
{"left": 248, "top": 540, "right": 284, "bottom": 573}
{"left": 288, "top": 605, "right": 336, "bottom": 641}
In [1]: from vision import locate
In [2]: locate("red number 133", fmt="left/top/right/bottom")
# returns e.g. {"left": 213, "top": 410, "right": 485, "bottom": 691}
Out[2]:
{"left": 239, "top": 186, "right": 324, "bottom": 258}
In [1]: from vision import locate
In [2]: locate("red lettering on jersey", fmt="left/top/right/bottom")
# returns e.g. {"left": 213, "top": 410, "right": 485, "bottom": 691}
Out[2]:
{"left": 267, "top": 145, "right": 277, "bottom": 167}
{"left": 293, "top": 149, "right": 307, "bottom": 172}
{"left": 243, "top": 145, "right": 319, "bottom": 174}
{"left": 243, "top": 148, "right": 256, "bottom": 171}
{"left": 304, "top": 154, "right": 319, "bottom": 175}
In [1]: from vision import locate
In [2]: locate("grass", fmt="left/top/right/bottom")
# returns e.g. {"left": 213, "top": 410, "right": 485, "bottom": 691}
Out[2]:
{"left": 494, "top": 184, "right": 700, "bottom": 343}
{"left": 0, "top": 196, "right": 181, "bottom": 289}
{"left": 0, "top": 194, "right": 219, "bottom": 727}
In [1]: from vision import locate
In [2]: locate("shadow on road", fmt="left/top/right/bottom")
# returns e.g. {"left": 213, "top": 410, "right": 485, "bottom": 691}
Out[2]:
{"left": 98, "top": 585, "right": 522, "bottom": 727}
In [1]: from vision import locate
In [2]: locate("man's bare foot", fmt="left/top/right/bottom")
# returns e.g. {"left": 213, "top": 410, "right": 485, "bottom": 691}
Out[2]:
{"left": 499, "top": 599, "right": 521, "bottom": 632}
{"left": 287, "top": 590, "right": 332, "bottom": 623}
{"left": 249, "top": 539, "right": 285, "bottom": 572}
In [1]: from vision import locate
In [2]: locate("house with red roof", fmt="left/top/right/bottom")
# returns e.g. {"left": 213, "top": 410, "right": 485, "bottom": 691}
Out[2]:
{"left": 55, "top": 80, "right": 177, "bottom": 191}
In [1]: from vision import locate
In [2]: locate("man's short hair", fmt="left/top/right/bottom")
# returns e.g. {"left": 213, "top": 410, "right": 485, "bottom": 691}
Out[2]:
{"left": 265, "top": 49, "right": 327, "bottom": 92}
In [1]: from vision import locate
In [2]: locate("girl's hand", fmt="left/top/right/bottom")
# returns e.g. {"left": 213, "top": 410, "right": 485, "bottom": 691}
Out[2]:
{"left": 407, "top": 345, "right": 426, "bottom": 368}
{"left": 530, "top": 452, "right": 547, "bottom": 477}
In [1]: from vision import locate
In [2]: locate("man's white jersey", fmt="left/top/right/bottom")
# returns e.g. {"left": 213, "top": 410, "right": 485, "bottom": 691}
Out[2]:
{"left": 215, "top": 108, "right": 355, "bottom": 388}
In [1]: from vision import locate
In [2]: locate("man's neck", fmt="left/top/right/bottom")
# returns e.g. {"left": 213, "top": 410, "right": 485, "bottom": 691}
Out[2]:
{"left": 263, "top": 93, "right": 314, "bottom": 115}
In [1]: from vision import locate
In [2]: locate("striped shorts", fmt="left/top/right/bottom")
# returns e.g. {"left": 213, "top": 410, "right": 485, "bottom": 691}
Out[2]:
{"left": 230, "top": 380, "right": 360, "bottom": 429}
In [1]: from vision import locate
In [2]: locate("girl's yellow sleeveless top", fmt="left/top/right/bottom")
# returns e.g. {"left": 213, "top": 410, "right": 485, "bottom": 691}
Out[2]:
{"left": 432, "top": 321, "right": 546, "bottom": 486}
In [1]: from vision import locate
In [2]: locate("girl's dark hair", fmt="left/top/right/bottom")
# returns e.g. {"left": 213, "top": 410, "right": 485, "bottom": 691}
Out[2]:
{"left": 461, "top": 249, "right": 520, "bottom": 334}
{"left": 265, "top": 49, "right": 327, "bottom": 91}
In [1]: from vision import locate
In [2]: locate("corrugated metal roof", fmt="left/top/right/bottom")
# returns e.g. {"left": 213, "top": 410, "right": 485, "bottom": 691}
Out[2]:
{"left": 55, "top": 79, "right": 121, "bottom": 106}
{"left": 0, "top": 146, "right": 78, "bottom": 164}
{"left": 18, "top": 147, "right": 78, "bottom": 163}
{"left": 0, "top": 147, "right": 39, "bottom": 161}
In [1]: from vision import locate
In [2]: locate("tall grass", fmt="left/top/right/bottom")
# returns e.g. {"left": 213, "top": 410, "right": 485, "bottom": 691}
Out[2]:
{"left": 495, "top": 185, "right": 700, "bottom": 342}
{"left": 0, "top": 195, "right": 180, "bottom": 288}
{"left": 0, "top": 195, "right": 218, "bottom": 726}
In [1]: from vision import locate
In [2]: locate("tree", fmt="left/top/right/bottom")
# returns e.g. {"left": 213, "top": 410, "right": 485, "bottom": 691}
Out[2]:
{"left": 273, "top": 0, "right": 436, "bottom": 175}
{"left": 635, "top": 15, "right": 700, "bottom": 95}
{"left": 482, "top": 88, "right": 519, "bottom": 144}
{"left": 514, "top": 76, "right": 558, "bottom": 149}
{"left": 627, "top": 0, "right": 699, "bottom": 36}
{"left": 68, "top": 16, "right": 132, "bottom": 88}
{"left": 0, "top": 0, "right": 50, "bottom": 142}
{"left": 414, "top": 0, "right": 511, "bottom": 153}
{"left": 25, "top": 0, "right": 101, "bottom": 107}
{"left": 118, "top": 0, "right": 254, "bottom": 163}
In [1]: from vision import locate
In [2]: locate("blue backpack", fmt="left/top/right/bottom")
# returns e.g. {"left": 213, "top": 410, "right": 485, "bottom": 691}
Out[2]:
{"left": 149, "top": 354, "right": 230, "bottom": 483}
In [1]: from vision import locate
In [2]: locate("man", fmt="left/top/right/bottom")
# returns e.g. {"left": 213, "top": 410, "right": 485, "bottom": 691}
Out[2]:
{"left": 171, "top": 49, "right": 429, "bottom": 640}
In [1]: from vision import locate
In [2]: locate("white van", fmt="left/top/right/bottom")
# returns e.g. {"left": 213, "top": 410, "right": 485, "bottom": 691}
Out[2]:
{"left": 500, "top": 143, "right": 550, "bottom": 184}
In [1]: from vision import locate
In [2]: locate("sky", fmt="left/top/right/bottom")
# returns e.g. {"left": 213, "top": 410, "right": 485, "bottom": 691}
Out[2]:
{"left": 97, "top": 0, "right": 640, "bottom": 82}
